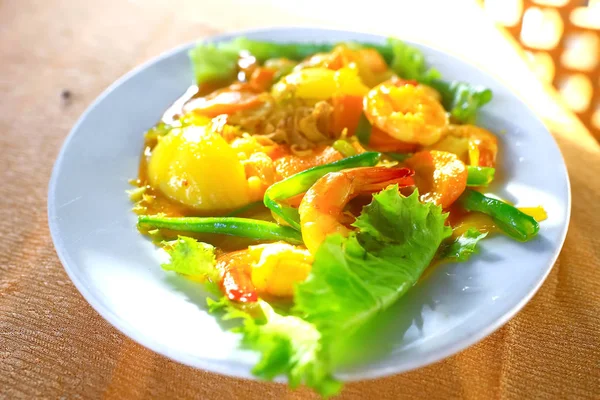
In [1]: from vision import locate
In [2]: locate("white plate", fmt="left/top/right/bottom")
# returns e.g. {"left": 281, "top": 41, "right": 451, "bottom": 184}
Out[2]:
{"left": 48, "top": 28, "right": 570, "bottom": 381}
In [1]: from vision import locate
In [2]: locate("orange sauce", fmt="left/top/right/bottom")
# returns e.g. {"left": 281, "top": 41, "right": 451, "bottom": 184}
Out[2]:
{"left": 419, "top": 203, "right": 498, "bottom": 282}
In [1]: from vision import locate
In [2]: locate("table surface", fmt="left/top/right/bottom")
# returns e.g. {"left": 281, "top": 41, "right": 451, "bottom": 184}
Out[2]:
{"left": 1, "top": 0, "right": 599, "bottom": 398}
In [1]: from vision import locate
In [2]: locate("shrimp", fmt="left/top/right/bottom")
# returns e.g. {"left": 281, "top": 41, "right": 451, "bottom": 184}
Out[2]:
{"left": 405, "top": 150, "right": 468, "bottom": 208}
{"left": 216, "top": 250, "right": 258, "bottom": 303}
{"left": 299, "top": 166, "right": 415, "bottom": 254}
{"left": 231, "top": 136, "right": 344, "bottom": 200}
{"left": 183, "top": 83, "right": 268, "bottom": 118}
{"left": 273, "top": 144, "right": 343, "bottom": 179}
{"left": 368, "top": 125, "right": 419, "bottom": 153}
{"left": 364, "top": 80, "right": 448, "bottom": 146}
{"left": 216, "top": 243, "right": 313, "bottom": 300}
{"left": 427, "top": 124, "right": 498, "bottom": 167}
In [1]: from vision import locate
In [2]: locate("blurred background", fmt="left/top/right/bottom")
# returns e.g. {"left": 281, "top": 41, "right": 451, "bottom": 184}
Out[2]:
{"left": 481, "top": 0, "right": 600, "bottom": 138}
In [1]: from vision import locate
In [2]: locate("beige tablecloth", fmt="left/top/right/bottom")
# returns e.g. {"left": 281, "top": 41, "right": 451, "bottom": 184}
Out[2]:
{"left": 1, "top": 0, "right": 599, "bottom": 398}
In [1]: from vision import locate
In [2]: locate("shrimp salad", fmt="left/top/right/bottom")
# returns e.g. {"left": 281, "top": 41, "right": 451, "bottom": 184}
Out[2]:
{"left": 130, "top": 37, "right": 545, "bottom": 395}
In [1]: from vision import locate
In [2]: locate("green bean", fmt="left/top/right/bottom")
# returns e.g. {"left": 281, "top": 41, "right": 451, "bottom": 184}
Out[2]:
{"left": 457, "top": 189, "right": 539, "bottom": 242}
{"left": 385, "top": 152, "right": 413, "bottom": 162}
{"left": 466, "top": 166, "right": 495, "bottom": 187}
{"left": 225, "top": 201, "right": 263, "bottom": 217}
{"left": 264, "top": 152, "right": 381, "bottom": 230}
{"left": 332, "top": 140, "right": 357, "bottom": 157}
{"left": 138, "top": 216, "right": 303, "bottom": 244}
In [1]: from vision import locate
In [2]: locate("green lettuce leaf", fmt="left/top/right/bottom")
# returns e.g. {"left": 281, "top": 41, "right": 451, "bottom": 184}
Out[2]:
{"left": 294, "top": 188, "right": 451, "bottom": 337}
{"left": 428, "top": 79, "right": 493, "bottom": 124}
{"left": 208, "top": 297, "right": 342, "bottom": 397}
{"left": 189, "top": 38, "right": 334, "bottom": 84}
{"left": 188, "top": 43, "right": 240, "bottom": 84}
{"left": 161, "top": 237, "right": 340, "bottom": 396}
{"left": 439, "top": 228, "right": 488, "bottom": 262}
{"left": 387, "top": 38, "right": 441, "bottom": 82}
{"left": 160, "top": 190, "right": 451, "bottom": 396}
{"left": 161, "top": 236, "right": 219, "bottom": 283}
